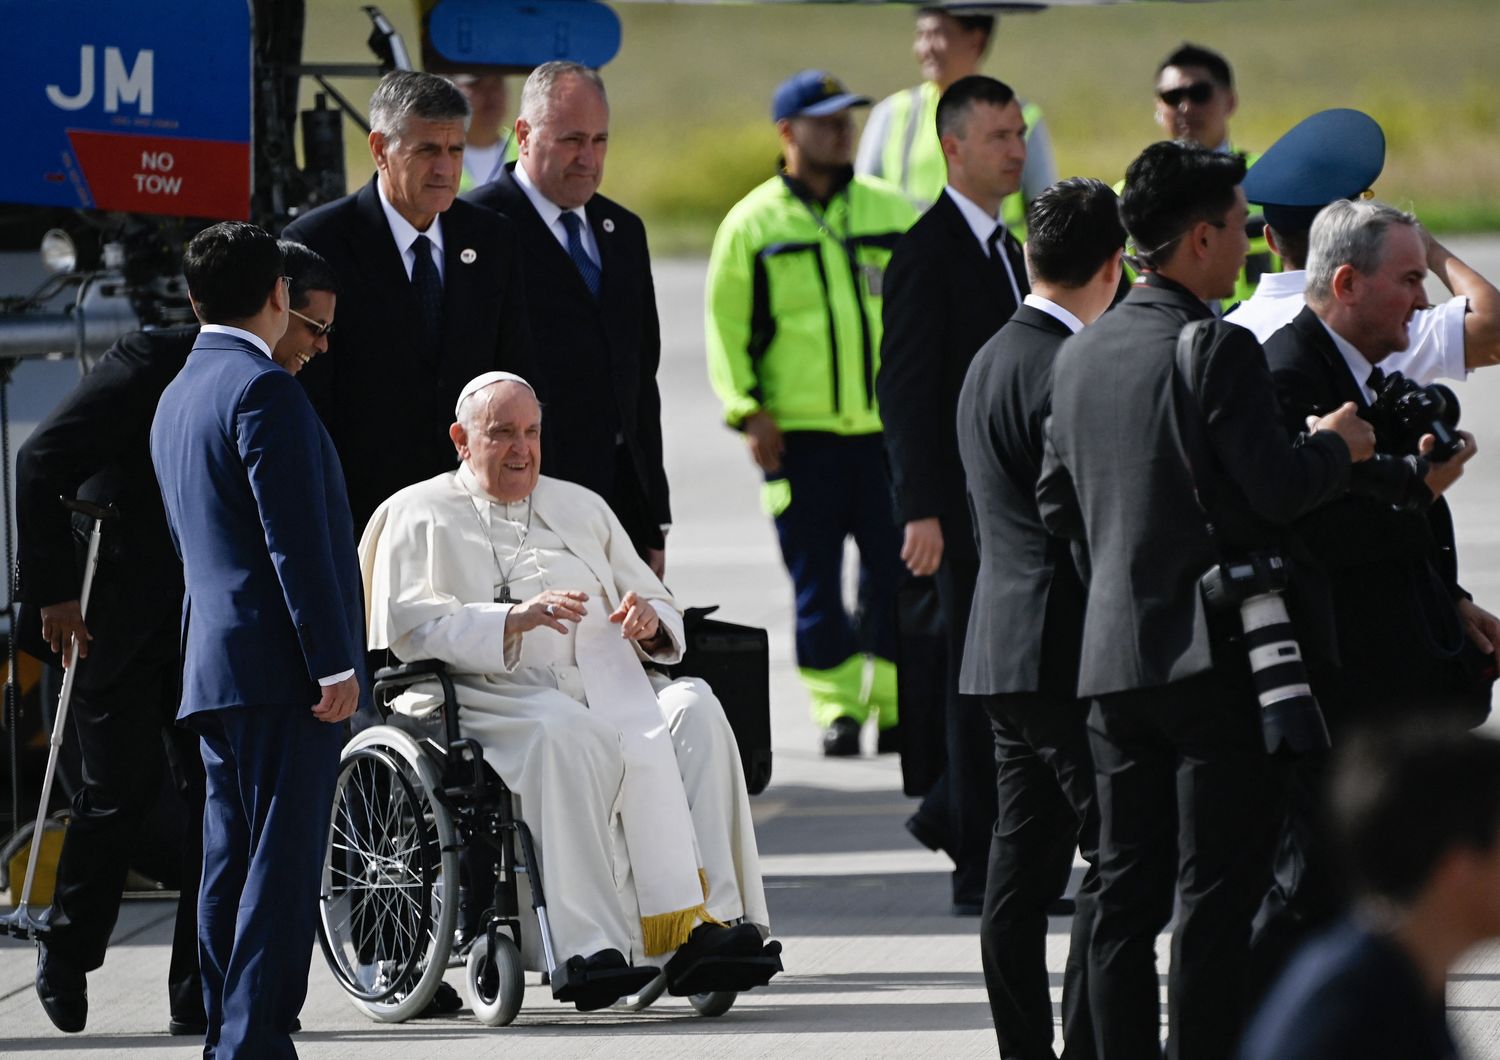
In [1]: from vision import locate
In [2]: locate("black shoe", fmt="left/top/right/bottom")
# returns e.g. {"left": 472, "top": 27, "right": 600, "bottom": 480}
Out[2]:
{"left": 419, "top": 979, "right": 463, "bottom": 1016}
{"left": 168, "top": 1015, "right": 207, "bottom": 1036}
{"left": 665, "top": 923, "right": 778, "bottom": 996}
{"left": 904, "top": 813, "right": 948, "bottom": 854}
{"left": 35, "top": 944, "right": 87, "bottom": 1034}
{"left": 821, "top": 716, "right": 861, "bottom": 757}
{"left": 875, "top": 725, "right": 902, "bottom": 754}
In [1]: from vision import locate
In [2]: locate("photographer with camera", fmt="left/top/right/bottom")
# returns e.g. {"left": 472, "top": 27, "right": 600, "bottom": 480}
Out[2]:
{"left": 1037, "top": 140, "right": 1376, "bottom": 1059}
{"left": 1251, "top": 198, "right": 1494, "bottom": 995}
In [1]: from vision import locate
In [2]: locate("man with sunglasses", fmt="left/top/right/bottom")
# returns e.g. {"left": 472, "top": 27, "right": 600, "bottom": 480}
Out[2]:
{"left": 1150, "top": 43, "right": 1274, "bottom": 307}
{"left": 14, "top": 240, "right": 338, "bottom": 1039}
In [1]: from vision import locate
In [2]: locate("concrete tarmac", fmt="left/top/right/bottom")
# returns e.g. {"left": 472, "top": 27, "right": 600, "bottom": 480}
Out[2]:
{"left": 3, "top": 240, "right": 1500, "bottom": 1057}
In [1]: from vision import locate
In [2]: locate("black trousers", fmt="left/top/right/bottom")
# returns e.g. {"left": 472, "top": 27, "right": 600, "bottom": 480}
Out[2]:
{"left": 1088, "top": 670, "right": 1286, "bottom": 1060}
{"left": 981, "top": 692, "right": 1099, "bottom": 1060}
{"left": 45, "top": 634, "right": 204, "bottom": 1021}
{"left": 913, "top": 531, "right": 996, "bottom": 901}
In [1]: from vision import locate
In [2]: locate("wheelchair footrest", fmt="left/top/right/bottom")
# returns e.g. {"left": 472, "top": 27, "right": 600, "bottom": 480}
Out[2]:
{"left": 550, "top": 956, "right": 661, "bottom": 1012}
{"left": 666, "top": 941, "right": 783, "bottom": 996}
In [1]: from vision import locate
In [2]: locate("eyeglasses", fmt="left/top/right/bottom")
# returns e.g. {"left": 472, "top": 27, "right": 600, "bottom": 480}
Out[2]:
{"left": 289, "top": 306, "right": 335, "bottom": 338}
{"left": 1157, "top": 82, "right": 1217, "bottom": 107}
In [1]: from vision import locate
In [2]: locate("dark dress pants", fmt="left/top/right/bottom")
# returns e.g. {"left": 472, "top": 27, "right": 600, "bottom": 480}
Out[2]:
{"left": 192, "top": 704, "right": 344, "bottom": 1060}
{"left": 1087, "top": 669, "right": 1286, "bottom": 1060}
{"left": 981, "top": 692, "right": 1099, "bottom": 1060}
{"left": 914, "top": 527, "right": 996, "bottom": 902}
{"left": 770, "top": 433, "right": 901, "bottom": 672}
{"left": 45, "top": 632, "right": 204, "bottom": 1021}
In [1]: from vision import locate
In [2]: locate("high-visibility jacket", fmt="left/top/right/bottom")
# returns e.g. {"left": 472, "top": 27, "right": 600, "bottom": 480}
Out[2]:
{"left": 856, "top": 80, "right": 1045, "bottom": 237}
{"left": 705, "top": 172, "right": 918, "bottom": 435}
{"left": 458, "top": 134, "right": 519, "bottom": 193}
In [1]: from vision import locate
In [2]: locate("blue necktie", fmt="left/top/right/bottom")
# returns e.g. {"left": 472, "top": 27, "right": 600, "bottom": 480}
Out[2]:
{"left": 560, "top": 213, "right": 601, "bottom": 298}
{"left": 410, "top": 234, "right": 443, "bottom": 354}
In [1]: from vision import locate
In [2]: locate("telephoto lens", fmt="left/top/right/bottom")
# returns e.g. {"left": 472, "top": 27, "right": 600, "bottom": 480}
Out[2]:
{"left": 1239, "top": 593, "right": 1330, "bottom": 756}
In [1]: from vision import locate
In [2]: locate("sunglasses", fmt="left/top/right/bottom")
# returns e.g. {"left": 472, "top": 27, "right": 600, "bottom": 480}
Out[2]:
{"left": 289, "top": 306, "right": 335, "bottom": 338}
{"left": 1157, "top": 82, "right": 1217, "bottom": 107}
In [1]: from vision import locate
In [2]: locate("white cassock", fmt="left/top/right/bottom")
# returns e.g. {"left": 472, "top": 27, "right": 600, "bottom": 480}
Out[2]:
{"left": 359, "top": 467, "right": 769, "bottom": 968}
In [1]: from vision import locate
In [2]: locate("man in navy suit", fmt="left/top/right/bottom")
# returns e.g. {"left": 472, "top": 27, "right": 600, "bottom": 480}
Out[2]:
{"left": 465, "top": 61, "right": 670, "bottom": 573}
{"left": 150, "top": 223, "right": 365, "bottom": 1058}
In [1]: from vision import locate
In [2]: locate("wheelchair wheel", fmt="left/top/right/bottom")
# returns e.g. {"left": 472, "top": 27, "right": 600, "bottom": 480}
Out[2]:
{"left": 318, "top": 726, "right": 460, "bottom": 1023}
{"left": 689, "top": 991, "right": 737, "bottom": 1018}
{"left": 611, "top": 971, "right": 668, "bottom": 1013}
{"left": 466, "top": 931, "right": 525, "bottom": 1026}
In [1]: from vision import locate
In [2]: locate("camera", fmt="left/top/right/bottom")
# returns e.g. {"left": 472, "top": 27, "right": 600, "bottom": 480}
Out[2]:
{"left": 1200, "top": 551, "right": 1330, "bottom": 756}
{"left": 1367, "top": 370, "right": 1463, "bottom": 461}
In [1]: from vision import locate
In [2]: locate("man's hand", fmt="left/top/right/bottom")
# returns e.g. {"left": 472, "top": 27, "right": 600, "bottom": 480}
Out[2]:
{"left": 311, "top": 674, "right": 360, "bottom": 724}
{"left": 505, "top": 590, "right": 589, "bottom": 636}
{"left": 646, "top": 547, "right": 666, "bottom": 580}
{"left": 743, "top": 411, "right": 784, "bottom": 473}
{"left": 40, "top": 600, "right": 90, "bottom": 668}
{"left": 609, "top": 590, "right": 663, "bottom": 646}
{"left": 1459, "top": 597, "right": 1500, "bottom": 655}
{"left": 1420, "top": 430, "right": 1477, "bottom": 497}
{"left": 1310, "top": 402, "right": 1376, "bottom": 462}
{"left": 900, "top": 518, "right": 944, "bottom": 577}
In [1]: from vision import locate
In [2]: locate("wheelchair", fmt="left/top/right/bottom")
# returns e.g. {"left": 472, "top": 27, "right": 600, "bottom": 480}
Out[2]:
{"left": 316, "top": 659, "right": 775, "bottom": 1025}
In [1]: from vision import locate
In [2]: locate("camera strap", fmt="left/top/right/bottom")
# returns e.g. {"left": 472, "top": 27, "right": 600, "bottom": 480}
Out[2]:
{"left": 1172, "top": 318, "right": 1221, "bottom": 540}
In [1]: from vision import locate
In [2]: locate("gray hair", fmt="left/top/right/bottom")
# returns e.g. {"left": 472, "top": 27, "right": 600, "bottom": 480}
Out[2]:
{"left": 1305, "top": 199, "right": 1418, "bottom": 304}
{"left": 369, "top": 71, "right": 470, "bottom": 146}
{"left": 516, "top": 61, "right": 607, "bottom": 129}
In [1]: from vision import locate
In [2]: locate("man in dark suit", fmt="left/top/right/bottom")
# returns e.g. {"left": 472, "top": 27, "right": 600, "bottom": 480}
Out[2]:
{"left": 16, "top": 243, "right": 339, "bottom": 1037}
{"left": 466, "top": 61, "right": 669, "bottom": 573}
{"left": 877, "top": 74, "right": 1030, "bottom": 913}
{"left": 1253, "top": 198, "right": 1488, "bottom": 992}
{"left": 957, "top": 177, "right": 1123, "bottom": 1059}
{"left": 150, "top": 223, "right": 364, "bottom": 1059}
{"left": 1037, "top": 141, "right": 1376, "bottom": 1059}
{"left": 283, "top": 70, "right": 537, "bottom": 533}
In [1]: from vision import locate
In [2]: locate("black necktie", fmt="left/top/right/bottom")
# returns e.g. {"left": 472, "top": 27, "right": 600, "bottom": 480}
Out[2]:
{"left": 1367, "top": 365, "right": 1386, "bottom": 395}
{"left": 560, "top": 213, "right": 601, "bottom": 298}
{"left": 410, "top": 234, "right": 443, "bottom": 354}
{"left": 986, "top": 225, "right": 1023, "bottom": 305}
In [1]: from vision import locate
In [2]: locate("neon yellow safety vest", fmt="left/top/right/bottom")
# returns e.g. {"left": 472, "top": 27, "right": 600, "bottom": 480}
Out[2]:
{"left": 862, "top": 81, "right": 1042, "bottom": 238}
{"left": 458, "top": 134, "right": 520, "bottom": 194}
{"left": 705, "top": 174, "right": 918, "bottom": 435}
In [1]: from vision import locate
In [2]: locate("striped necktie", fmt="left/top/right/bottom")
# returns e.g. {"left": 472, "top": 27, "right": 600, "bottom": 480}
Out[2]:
{"left": 560, "top": 213, "right": 601, "bottom": 298}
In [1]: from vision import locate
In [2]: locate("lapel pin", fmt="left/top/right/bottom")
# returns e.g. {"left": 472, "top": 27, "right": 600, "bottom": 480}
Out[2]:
{"left": 460, "top": 248, "right": 477, "bottom": 264}
{"left": 601, "top": 218, "right": 615, "bottom": 234}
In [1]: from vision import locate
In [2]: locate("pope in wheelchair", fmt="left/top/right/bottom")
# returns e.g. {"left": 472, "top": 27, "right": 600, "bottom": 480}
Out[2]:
{"left": 350, "top": 371, "right": 779, "bottom": 1018}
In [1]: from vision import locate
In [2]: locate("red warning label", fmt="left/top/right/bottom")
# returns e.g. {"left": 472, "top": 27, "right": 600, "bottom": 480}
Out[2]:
{"left": 67, "top": 129, "right": 250, "bottom": 219}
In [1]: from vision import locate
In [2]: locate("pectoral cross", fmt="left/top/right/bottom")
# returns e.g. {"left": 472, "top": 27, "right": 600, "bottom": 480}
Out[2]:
{"left": 496, "top": 585, "right": 516, "bottom": 604}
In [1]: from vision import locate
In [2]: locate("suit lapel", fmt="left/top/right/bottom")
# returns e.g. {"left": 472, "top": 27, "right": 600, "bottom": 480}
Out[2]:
{"left": 934, "top": 190, "right": 1024, "bottom": 312}
{"left": 497, "top": 166, "right": 597, "bottom": 300}
{"left": 350, "top": 179, "right": 429, "bottom": 361}
{"left": 587, "top": 199, "right": 621, "bottom": 314}
{"left": 1293, "top": 306, "right": 1367, "bottom": 410}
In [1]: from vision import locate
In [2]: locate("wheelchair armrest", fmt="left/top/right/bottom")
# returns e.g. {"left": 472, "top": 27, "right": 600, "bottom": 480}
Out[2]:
{"left": 373, "top": 658, "right": 449, "bottom": 688}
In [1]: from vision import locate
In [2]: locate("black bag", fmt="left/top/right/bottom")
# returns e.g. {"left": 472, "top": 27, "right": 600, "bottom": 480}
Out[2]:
{"left": 668, "top": 606, "right": 773, "bottom": 796}
{"left": 895, "top": 575, "right": 947, "bottom": 797}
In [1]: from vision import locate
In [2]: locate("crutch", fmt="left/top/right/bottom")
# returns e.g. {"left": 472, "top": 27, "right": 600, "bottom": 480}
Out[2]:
{"left": 0, "top": 498, "right": 112, "bottom": 941}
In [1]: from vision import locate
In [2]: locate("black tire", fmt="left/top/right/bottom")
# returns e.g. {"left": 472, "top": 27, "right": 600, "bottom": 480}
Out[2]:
{"left": 689, "top": 991, "right": 737, "bottom": 1018}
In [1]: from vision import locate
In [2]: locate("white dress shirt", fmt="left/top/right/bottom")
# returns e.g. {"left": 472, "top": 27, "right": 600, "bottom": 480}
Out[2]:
{"left": 514, "top": 160, "right": 600, "bottom": 267}
{"left": 377, "top": 177, "right": 445, "bottom": 283}
{"left": 944, "top": 185, "right": 1022, "bottom": 304}
{"left": 1022, "top": 293, "right": 1085, "bottom": 335}
{"left": 1320, "top": 317, "right": 1385, "bottom": 406}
